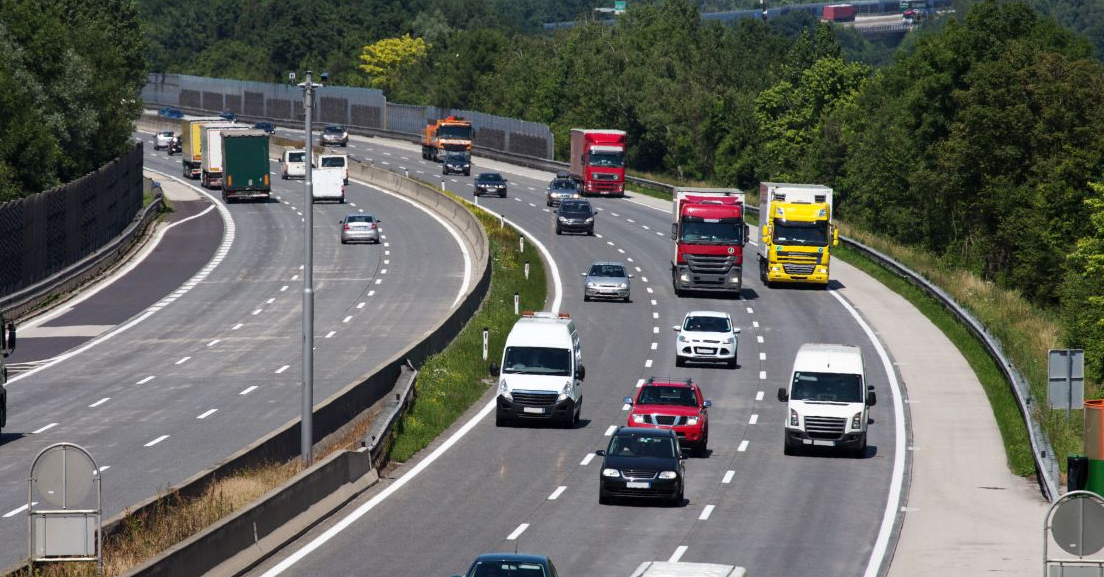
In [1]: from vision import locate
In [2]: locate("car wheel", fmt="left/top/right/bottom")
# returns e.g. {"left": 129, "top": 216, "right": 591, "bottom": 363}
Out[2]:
{"left": 599, "top": 492, "right": 611, "bottom": 505}
{"left": 587, "top": 228, "right": 595, "bottom": 236}
{"left": 584, "top": 295, "right": 590, "bottom": 302}
{"left": 851, "top": 435, "right": 867, "bottom": 459}
{"left": 623, "top": 295, "right": 630, "bottom": 303}
{"left": 727, "top": 358, "right": 737, "bottom": 369}
{"left": 671, "top": 489, "right": 684, "bottom": 507}
{"left": 463, "top": 170, "right": 470, "bottom": 176}
{"left": 555, "top": 226, "right": 562, "bottom": 235}
{"left": 495, "top": 413, "right": 506, "bottom": 427}
{"left": 500, "top": 192, "right": 507, "bottom": 198}
{"left": 784, "top": 434, "right": 798, "bottom": 456}
{"left": 340, "top": 239, "right": 347, "bottom": 245}
{"left": 675, "top": 356, "right": 686, "bottom": 367}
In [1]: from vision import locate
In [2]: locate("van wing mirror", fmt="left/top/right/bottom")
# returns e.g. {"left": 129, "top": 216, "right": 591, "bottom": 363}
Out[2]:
{"left": 777, "top": 387, "right": 788, "bottom": 402}
{"left": 867, "top": 389, "right": 877, "bottom": 406}
{"left": 595, "top": 449, "right": 606, "bottom": 457}
{"left": 489, "top": 363, "right": 500, "bottom": 377}
{"left": 733, "top": 327, "right": 741, "bottom": 334}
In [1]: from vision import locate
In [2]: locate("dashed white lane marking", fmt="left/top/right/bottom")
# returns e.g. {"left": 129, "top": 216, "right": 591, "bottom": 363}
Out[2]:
{"left": 343, "top": 316, "right": 353, "bottom": 323}
{"left": 617, "top": 248, "right": 625, "bottom": 254}
{"left": 325, "top": 331, "right": 336, "bottom": 339}
{"left": 3, "top": 503, "right": 37, "bottom": 518}
{"left": 380, "top": 269, "right": 388, "bottom": 274}
{"left": 635, "top": 267, "right": 642, "bottom": 272}
{"left": 367, "top": 291, "right": 376, "bottom": 297}
{"left": 656, "top": 231, "right": 664, "bottom": 236}
{"left": 595, "top": 234, "right": 604, "bottom": 239}
{"left": 645, "top": 359, "right": 653, "bottom": 368}
{"left": 375, "top": 279, "right": 382, "bottom": 284}
{"left": 233, "top": 323, "right": 243, "bottom": 330}
{"left": 137, "top": 376, "right": 155, "bottom": 385}
{"left": 738, "top": 440, "right": 749, "bottom": 452}
{"left": 651, "top": 343, "right": 658, "bottom": 350}
{"left": 669, "top": 546, "right": 688, "bottom": 563}
{"left": 653, "top": 327, "right": 659, "bottom": 334}
{"left": 527, "top": 186, "right": 535, "bottom": 191}
{"left": 548, "top": 486, "right": 567, "bottom": 500}
{"left": 384, "top": 260, "right": 390, "bottom": 265}
{"left": 749, "top": 414, "right": 759, "bottom": 425}
{"left": 627, "top": 257, "right": 634, "bottom": 262}
{"left": 636, "top": 378, "right": 645, "bottom": 388}
{"left": 252, "top": 309, "right": 262, "bottom": 315}
{"left": 650, "top": 299, "right": 658, "bottom": 306}
{"left": 626, "top": 218, "right": 635, "bottom": 223}
{"left": 276, "top": 365, "right": 290, "bottom": 374}
{"left": 240, "top": 386, "right": 258, "bottom": 395}
{"left": 207, "top": 339, "right": 220, "bottom": 347}
{"left": 604, "top": 425, "right": 617, "bottom": 436}
{"left": 759, "top": 371, "right": 766, "bottom": 380}
{"left": 699, "top": 505, "right": 715, "bottom": 521}
{"left": 580, "top": 453, "right": 596, "bottom": 466}
{"left": 652, "top": 312, "right": 659, "bottom": 319}
{"left": 756, "top": 391, "right": 764, "bottom": 401}
{"left": 197, "top": 409, "right": 218, "bottom": 419}
{"left": 722, "top": 470, "right": 735, "bottom": 484}
{"left": 89, "top": 398, "right": 110, "bottom": 408}
{"left": 611, "top": 212, "right": 620, "bottom": 217}
{"left": 33, "top": 423, "right": 58, "bottom": 434}
{"left": 385, "top": 250, "right": 390, "bottom": 255}
{"left": 642, "top": 225, "right": 650, "bottom": 230}
{"left": 357, "top": 303, "right": 366, "bottom": 309}
{"left": 623, "top": 403, "right": 631, "bottom": 411}
{"left": 647, "top": 287, "right": 654, "bottom": 294}
{"left": 145, "top": 435, "right": 170, "bottom": 447}
{"left": 753, "top": 321, "right": 759, "bottom": 328}
{"left": 176, "top": 356, "right": 191, "bottom": 365}
{"left": 292, "top": 275, "right": 299, "bottom": 281}
{"left": 642, "top": 276, "right": 648, "bottom": 282}
{"left": 759, "top": 352, "right": 766, "bottom": 360}
{"left": 507, "top": 523, "right": 529, "bottom": 541}
{"left": 607, "top": 241, "right": 615, "bottom": 246}
{"left": 529, "top": 202, "right": 536, "bottom": 207}
{"left": 266, "top": 298, "right": 276, "bottom": 304}
{"left": 746, "top": 307, "right": 754, "bottom": 314}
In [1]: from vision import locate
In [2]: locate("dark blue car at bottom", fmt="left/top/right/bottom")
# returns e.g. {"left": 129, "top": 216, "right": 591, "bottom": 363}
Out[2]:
{"left": 453, "top": 553, "right": 559, "bottom": 577}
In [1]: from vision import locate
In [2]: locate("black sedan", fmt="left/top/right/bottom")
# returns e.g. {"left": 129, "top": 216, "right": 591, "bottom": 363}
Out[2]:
{"left": 453, "top": 553, "right": 559, "bottom": 577}
{"left": 555, "top": 199, "right": 595, "bottom": 235}
{"left": 474, "top": 172, "right": 508, "bottom": 197}
{"left": 597, "top": 427, "right": 685, "bottom": 505}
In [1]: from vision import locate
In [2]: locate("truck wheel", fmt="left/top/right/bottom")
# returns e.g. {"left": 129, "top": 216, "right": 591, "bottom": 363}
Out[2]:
{"left": 759, "top": 259, "right": 768, "bottom": 283}
{"left": 784, "top": 434, "right": 799, "bottom": 456}
{"left": 495, "top": 413, "right": 508, "bottom": 427}
{"left": 851, "top": 435, "right": 867, "bottom": 459}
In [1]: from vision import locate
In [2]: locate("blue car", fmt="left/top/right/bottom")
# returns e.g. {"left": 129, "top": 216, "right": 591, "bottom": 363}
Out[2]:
{"left": 453, "top": 553, "right": 559, "bottom": 577}
{"left": 159, "top": 107, "right": 183, "bottom": 119}
{"left": 218, "top": 110, "right": 236, "bottom": 122}
{"left": 253, "top": 121, "right": 276, "bottom": 134}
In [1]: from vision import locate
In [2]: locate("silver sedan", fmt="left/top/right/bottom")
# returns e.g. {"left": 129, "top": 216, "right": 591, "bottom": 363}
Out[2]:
{"left": 340, "top": 214, "right": 380, "bottom": 244}
{"left": 582, "top": 261, "right": 633, "bottom": 302}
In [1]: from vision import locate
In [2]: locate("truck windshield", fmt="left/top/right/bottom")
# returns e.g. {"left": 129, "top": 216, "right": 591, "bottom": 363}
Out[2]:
{"left": 679, "top": 217, "right": 743, "bottom": 244}
{"left": 438, "top": 125, "right": 473, "bottom": 140}
{"left": 587, "top": 152, "right": 623, "bottom": 168}
{"left": 772, "top": 219, "right": 829, "bottom": 246}
{"left": 791, "top": 372, "right": 863, "bottom": 403}
{"left": 502, "top": 346, "right": 572, "bottom": 376}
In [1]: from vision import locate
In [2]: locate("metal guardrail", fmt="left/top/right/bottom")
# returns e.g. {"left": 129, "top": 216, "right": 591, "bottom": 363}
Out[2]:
{"left": 362, "top": 362, "right": 418, "bottom": 467}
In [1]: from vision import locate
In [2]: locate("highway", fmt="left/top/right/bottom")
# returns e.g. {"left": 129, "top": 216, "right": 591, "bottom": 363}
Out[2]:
{"left": 246, "top": 131, "right": 904, "bottom": 577}
{"left": 0, "top": 137, "right": 468, "bottom": 570}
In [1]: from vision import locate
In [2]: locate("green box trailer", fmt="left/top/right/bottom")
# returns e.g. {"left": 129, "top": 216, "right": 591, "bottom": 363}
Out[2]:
{"left": 221, "top": 130, "right": 271, "bottom": 202}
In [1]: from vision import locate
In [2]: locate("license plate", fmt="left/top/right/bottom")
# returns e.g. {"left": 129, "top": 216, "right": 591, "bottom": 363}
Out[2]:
{"left": 626, "top": 481, "right": 650, "bottom": 489}
{"left": 812, "top": 440, "right": 836, "bottom": 447}
{"left": 523, "top": 407, "right": 545, "bottom": 414}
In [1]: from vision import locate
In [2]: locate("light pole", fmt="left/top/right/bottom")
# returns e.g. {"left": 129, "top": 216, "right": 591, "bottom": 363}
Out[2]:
{"left": 296, "top": 70, "right": 327, "bottom": 466}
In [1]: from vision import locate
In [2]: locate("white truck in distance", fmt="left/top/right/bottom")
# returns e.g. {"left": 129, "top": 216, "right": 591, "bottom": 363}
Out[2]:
{"left": 199, "top": 122, "right": 248, "bottom": 188}
{"left": 631, "top": 561, "right": 746, "bottom": 577}
{"left": 490, "top": 312, "right": 584, "bottom": 427}
{"left": 777, "top": 343, "right": 876, "bottom": 457}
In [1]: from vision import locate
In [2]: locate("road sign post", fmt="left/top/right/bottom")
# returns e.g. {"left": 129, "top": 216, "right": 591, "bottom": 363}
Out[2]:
{"left": 1048, "top": 349, "right": 1085, "bottom": 425}
{"left": 27, "top": 443, "right": 102, "bottom": 575}
{"left": 1045, "top": 490, "right": 1104, "bottom": 576}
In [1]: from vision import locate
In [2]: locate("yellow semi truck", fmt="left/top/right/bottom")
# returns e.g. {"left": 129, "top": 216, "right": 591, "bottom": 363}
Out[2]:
{"left": 757, "top": 182, "right": 838, "bottom": 287}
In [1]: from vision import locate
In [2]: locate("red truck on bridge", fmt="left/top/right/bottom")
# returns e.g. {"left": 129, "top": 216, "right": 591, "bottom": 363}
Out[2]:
{"left": 670, "top": 187, "right": 748, "bottom": 297}
{"left": 569, "top": 129, "right": 626, "bottom": 197}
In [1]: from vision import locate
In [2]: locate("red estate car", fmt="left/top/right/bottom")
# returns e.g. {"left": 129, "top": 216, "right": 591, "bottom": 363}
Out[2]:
{"left": 624, "top": 378, "right": 712, "bottom": 456}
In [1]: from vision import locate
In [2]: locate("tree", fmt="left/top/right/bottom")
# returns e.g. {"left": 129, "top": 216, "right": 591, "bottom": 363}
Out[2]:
{"left": 358, "top": 34, "right": 429, "bottom": 94}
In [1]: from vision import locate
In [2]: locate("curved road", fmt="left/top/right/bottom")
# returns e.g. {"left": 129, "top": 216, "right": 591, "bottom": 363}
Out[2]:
{"left": 0, "top": 137, "right": 467, "bottom": 569}
{"left": 248, "top": 132, "right": 904, "bottom": 577}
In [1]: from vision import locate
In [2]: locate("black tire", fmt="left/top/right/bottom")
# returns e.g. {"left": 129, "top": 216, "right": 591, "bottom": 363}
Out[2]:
{"left": 555, "top": 226, "right": 562, "bottom": 235}
{"left": 851, "top": 435, "right": 867, "bottom": 459}
{"left": 727, "top": 358, "right": 737, "bottom": 369}
{"left": 759, "top": 258, "right": 768, "bottom": 284}
{"left": 784, "top": 434, "right": 798, "bottom": 456}
{"left": 495, "top": 413, "right": 506, "bottom": 427}
{"left": 599, "top": 492, "right": 611, "bottom": 505}
{"left": 584, "top": 295, "right": 591, "bottom": 302}
{"left": 623, "top": 296, "right": 630, "bottom": 303}
{"left": 464, "top": 170, "right": 470, "bottom": 176}
{"left": 675, "top": 356, "right": 686, "bottom": 367}
{"left": 587, "top": 228, "right": 595, "bottom": 236}
{"left": 500, "top": 192, "right": 507, "bottom": 198}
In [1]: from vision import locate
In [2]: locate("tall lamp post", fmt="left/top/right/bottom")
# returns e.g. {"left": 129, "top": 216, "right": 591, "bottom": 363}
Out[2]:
{"left": 295, "top": 70, "right": 327, "bottom": 466}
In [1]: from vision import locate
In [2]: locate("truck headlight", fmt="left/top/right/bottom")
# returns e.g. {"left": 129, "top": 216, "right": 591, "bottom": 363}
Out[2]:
{"left": 658, "top": 471, "right": 678, "bottom": 480}
{"left": 558, "top": 381, "right": 572, "bottom": 401}
{"left": 790, "top": 408, "right": 799, "bottom": 427}
{"left": 851, "top": 412, "right": 863, "bottom": 430}
{"left": 602, "top": 468, "right": 621, "bottom": 478}
{"left": 686, "top": 416, "right": 700, "bottom": 426}
{"left": 631, "top": 414, "right": 646, "bottom": 424}
{"left": 499, "top": 380, "right": 512, "bottom": 401}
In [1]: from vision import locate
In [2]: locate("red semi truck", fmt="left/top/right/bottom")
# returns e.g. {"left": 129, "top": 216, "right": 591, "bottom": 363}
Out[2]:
{"left": 569, "top": 129, "right": 626, "bottom": 197}
{"left": 670, "top": 187, "right": 749, "bottom": 297}
{"left": 823, "top": 4, "right": 857, "bottom": 21}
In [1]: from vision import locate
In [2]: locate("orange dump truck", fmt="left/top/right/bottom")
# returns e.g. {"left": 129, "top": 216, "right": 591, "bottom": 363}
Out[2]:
{"left": 421, "top": 115, "right": 473, "bottom": 162}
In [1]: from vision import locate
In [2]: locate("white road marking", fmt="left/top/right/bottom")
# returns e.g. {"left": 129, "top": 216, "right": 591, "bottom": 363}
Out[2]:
{"left": 367, "top": 291, "right": 375, "bottom": 297}
{"left": 642, "top": 276, "right": 648, "bottom": 282}
{"left": 3, "top": 503, "right": 36, "bottom": 518}
{"left": 604, "top": 425, "right": 617, "bottom": 436}
{"left": 757, "top": 336, "right": 764, "bottom": 343}
{"left": 595, "top": 234, "right": 604, "bottom": 239}
{"left": 611, "top": 212, "right": 620, "bottom": 217}
{"left": 636, "top": 378, "right": 645, "bottom": 388}
{"left": 617, "top": 248, "right": 625, "bottom": 254}
{"left": 627, "top": 218, "right": 635, "bottom": 223}
{"left": 653, "top": 327, "right": 659, "bottom": 334}
{"left": 699, "top": 505, "right": 715, "bottom": 520}
{"left": 232, "top": 323, "right": 243, "bottom": 330}
{"left": 753, "top": 321, "right": 759, "bottom": 328}
{"left": 580, "top": 453, "right": 596, "bottom": 466}
{"left": 759, "top": 352, "right": 766, "bottom": 360}
{"left": 645, "top": 359, "right": 653, "bottom": 368}
{"left": 197, "top": 409, "right": 217, "bottom": 419}
{"left": 137, "top": 376, "right": 155, "bottom": 385}
{"left": 722, "top": 470, "right": 735, "bottom": 484}
{"left": 627, "top": 257, "right": 634, "bottom": 262}
{"left": 375, "top": 279, "right": 382, "bottom": 285}
{"left": 647, "top": 287, "right": 654, "bottom": 294}
{"left": 176, "top": 356, "right": 191, "bottom": 365}
{"left": 357, "top": 303, "right": 366, "bottom": 309}
{"left": 635, "top": 267, "right": 642, "bottom": 272}
{"left": 266, "top": 298, "right": 275, "bottom": 304}
{"left": 746, "top": 307, "right": 754, "bottom": 314}
{"left": 653, "top": 312, "right": 659, "bottom": 319}
{"left": 343, "top": 316, "right": 353, "bottom": 323}
{"left": 548, "top": 486, "right": 567, "bottom": 500}
{"left": 651, "top": 343, "right": 658, "bottom": 350}
{"left": 607, "top": 241, "right": 615, "bottom": 246}
{"left": 207, "top": 339, "right": 220, "bottom": 347}
{"left": 240, "top": 386, "right": 258, "bottom": 395}
{"left": 145, "top": 435, "right": 170, "bottom": 447}
{"left": 759, "top": 371, "right": 766, "bottom": 380}
{"left": 276, "top": 365, "right": 290, "bottom": 374}
{"left": 380, "top": 269, "right": 388, "bottom": 274}
{"left": 325, "top": 331, "right": 336, "bottom": 339}
{"left": 292, "top": 275, "right": 299, "bottom": 281}
{"left": 749, "top": 414, "right": 759, "bottom": 425}
{"left": 642, "top": 225, "right": 650, "bottom": 230}
{"left": 33, "top": 423, "right": 58, "bottom": 434}
{"left": 756, "top": 391, "right": 764, "bottom": 401}
{"left": 651, "top": 299, "right": 658, "bottom": 306}
{"left": 669, "top": 546, "right": 688, "bottom": 563}
{"left": 252, "top": 309, "right": 262, "bottom": 315}
{"left": 89, "top": 398, "right": 110, "bottom": 408}
{"left": 506, "top": 523, "right": 529, "bottom": 542}
{"left": 657, "top": 231, "right": 664, "bottom": 236}
{"left": 738, "top": 440, "right": 749, "bottom": 452}
{"left": 384, "top": 260, "right": 390, "bottom": 265}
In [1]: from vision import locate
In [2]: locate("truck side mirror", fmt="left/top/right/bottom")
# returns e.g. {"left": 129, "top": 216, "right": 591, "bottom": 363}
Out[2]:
{"left": 744, "top": 223, "right": 750, "bottom": 245}
{"left": 671, "top": 223, "right": 677, "bottom": 240}
{"left": 4, "top": 322, "right": 15, "bottom": 354}
{"left": 867, "top": 388, "right": 877, "bottom": 406}
{"left": 762, "top": 225, "right": 771, "bottom": 244}
{"left": 832, "top": 227, "right": 839, "bottom": 247}
{"left": 489, "top": 363, "right": 500, "bottom": 377}
{"left": 777, "top": 387, "right": 788, "bottom": 402}
{"left": 575, "top": 365, "right": 586, "bottom": 380}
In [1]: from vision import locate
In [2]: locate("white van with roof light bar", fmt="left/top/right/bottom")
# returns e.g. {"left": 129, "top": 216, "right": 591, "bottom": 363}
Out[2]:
{"left": 490, "top": 312, "right": 584, "bottom": 428}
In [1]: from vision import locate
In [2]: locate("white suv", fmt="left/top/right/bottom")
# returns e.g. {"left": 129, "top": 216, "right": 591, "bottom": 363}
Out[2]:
{"left": 673, "top": 311, "right": 740, "bottom": 369}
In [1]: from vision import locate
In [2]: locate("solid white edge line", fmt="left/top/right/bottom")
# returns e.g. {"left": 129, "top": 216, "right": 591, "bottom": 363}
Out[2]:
{"left": 259, "top": 398, "right": 498, "bottom": 576}
{"left": 669, "top": 545, "right": 688, "bottom": 563}
{"left": 8, "top": 169, "right": 234, "bottom": 385}
{"left": 831, "top": 290, "right": 907, "bottom": 577}
{"left": 354, "top": 179, "right": 471, "bottom": 309}
{"left": 494, "top": 213, "right": 563, "bottom": 314}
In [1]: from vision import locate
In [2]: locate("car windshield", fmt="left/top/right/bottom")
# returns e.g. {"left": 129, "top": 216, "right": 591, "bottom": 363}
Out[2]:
{"left": 346, "top": 215, "right": 374, "bottom": 223}
{"left": 683, "top": 316, "right": 730, "bottom": 332}
{"left": 479, "top": 174, "right": 504, "bottom": 182}
{"left": 679, "top": 217, "right": 743, "bottom": 244}
{"left": 637, "top": 386, "right": 698, "bottom": 407}
{"left": 790, "top": 371, "right": 863, "bottom": 403}
{"left": 502, "top": 346, "right": 571, "bottom": 376}
{"left": 439, "top": 125, "right": 473, "bottom": 140}
{"left": 468, "top": 561, "right": 547, "bottom": 577}
{"left": 588, "top": 152, "right": 624, "bottom": 167}
{"left": 588, "top": 264, "right": 625, "bottom": 278}
{"left": 324, "top": 126, "right": 344, "bottom": 134}
{"left": 447, "top": 153, "right": 470, "bottom": 162}
{"left": 608, "top": 435, "right": 676, "bottom": 459}
{"left": 159, "top": 131, "right": 173, "bottom": 137}
{"left": 550, "top": 180, "right": 575, "bottom": 191}
{"left": 321, "top": 157, "right": 345, "bottom": 168}
{"left": 772, "top": 219, "right": 829, "bottom": 246}
{"left": 288, "top": 152, "right": 306, "bottom": 163}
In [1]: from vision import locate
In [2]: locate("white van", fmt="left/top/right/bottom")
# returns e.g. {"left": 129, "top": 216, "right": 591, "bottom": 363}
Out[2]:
{"left": 311, "top": 169, "right": 345, "bottom": 204}
{"left": 491, "top": 312, "right": 584, "bottom": 427}
{"left": 281, "top": 149, "right": 307, "bottom": 180}
{"left": 631, "top": 562, "right": 747, "bottom": 577}
{"left": 315, "top": 152, "right": 349, "bottom": 185}
{"left": 777, "top": 343, "right": 876, "bottom": 457}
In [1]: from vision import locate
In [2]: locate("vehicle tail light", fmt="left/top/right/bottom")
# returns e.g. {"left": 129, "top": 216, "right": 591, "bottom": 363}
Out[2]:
{"left": 343, "top": 223, "right": 349, "bottom": 230}
{"left": 264, "top": 174, "right": 269, "bottom": 186}
{"left": 368, "top": 222, "right": 376, "bottom": 229}
{"left": 226, "top": 175, "right": 232, "bottom": 186}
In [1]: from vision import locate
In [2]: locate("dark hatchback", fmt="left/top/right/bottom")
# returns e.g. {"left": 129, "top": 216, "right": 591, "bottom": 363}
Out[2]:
{"left": 555, "top": 199, "right": 595, "bottom": 235}
{"left": 474, "top": 172, "right": 508, "bottom": 197}
{"left": 597, "top": 427, "right": 686, "bottom": 505}
{"left": 253, "top": 121, "right": 276, "bottom": 134}
{"left": 453, "top": 553, "right": 559, "bottom": 577}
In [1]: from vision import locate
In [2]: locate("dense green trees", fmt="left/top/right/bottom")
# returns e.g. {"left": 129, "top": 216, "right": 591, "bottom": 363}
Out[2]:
{"left": 0, "top": 0, "right": 146, "bottom": 202}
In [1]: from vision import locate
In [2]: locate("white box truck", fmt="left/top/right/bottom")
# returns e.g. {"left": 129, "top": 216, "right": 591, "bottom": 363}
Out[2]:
{"left": 631, "top": 562, "right": 747, "bottom": 577}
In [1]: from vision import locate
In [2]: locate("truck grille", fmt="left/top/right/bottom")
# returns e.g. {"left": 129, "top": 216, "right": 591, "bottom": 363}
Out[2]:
{"left": 594, "top": 173, "right": 618, "bottom": 181}
{"left": 804, "top": 416, "right": 846, "bottom": 439}
{"left": 685, "top": 254, "right": 734, "bottom": 273}
{"left": 621, "top": 469, "right": 657, "bottom": 479}
{"left": 512, "top": 391, "right": 557, "bottom": 407}
{"left": 783, "top": 264, "right": 816, "bottom": 275}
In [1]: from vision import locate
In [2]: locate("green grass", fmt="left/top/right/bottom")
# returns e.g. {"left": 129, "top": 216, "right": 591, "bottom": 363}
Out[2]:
{"left": 833, "top": 244, "right": 1036, "bottom": 475}
{"left": 388, "top": 191, "right": 547, "bottom": 462}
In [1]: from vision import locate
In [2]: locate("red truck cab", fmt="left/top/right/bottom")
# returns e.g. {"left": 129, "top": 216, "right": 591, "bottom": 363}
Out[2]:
{"left": 624, "top": 378, "right": 712, "bottom": 456}
{"left": 569, "top": 129, "right": 626, "bottom": 197}
{"left": 671, "top": 188, "right": 748, "bottom": 297}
